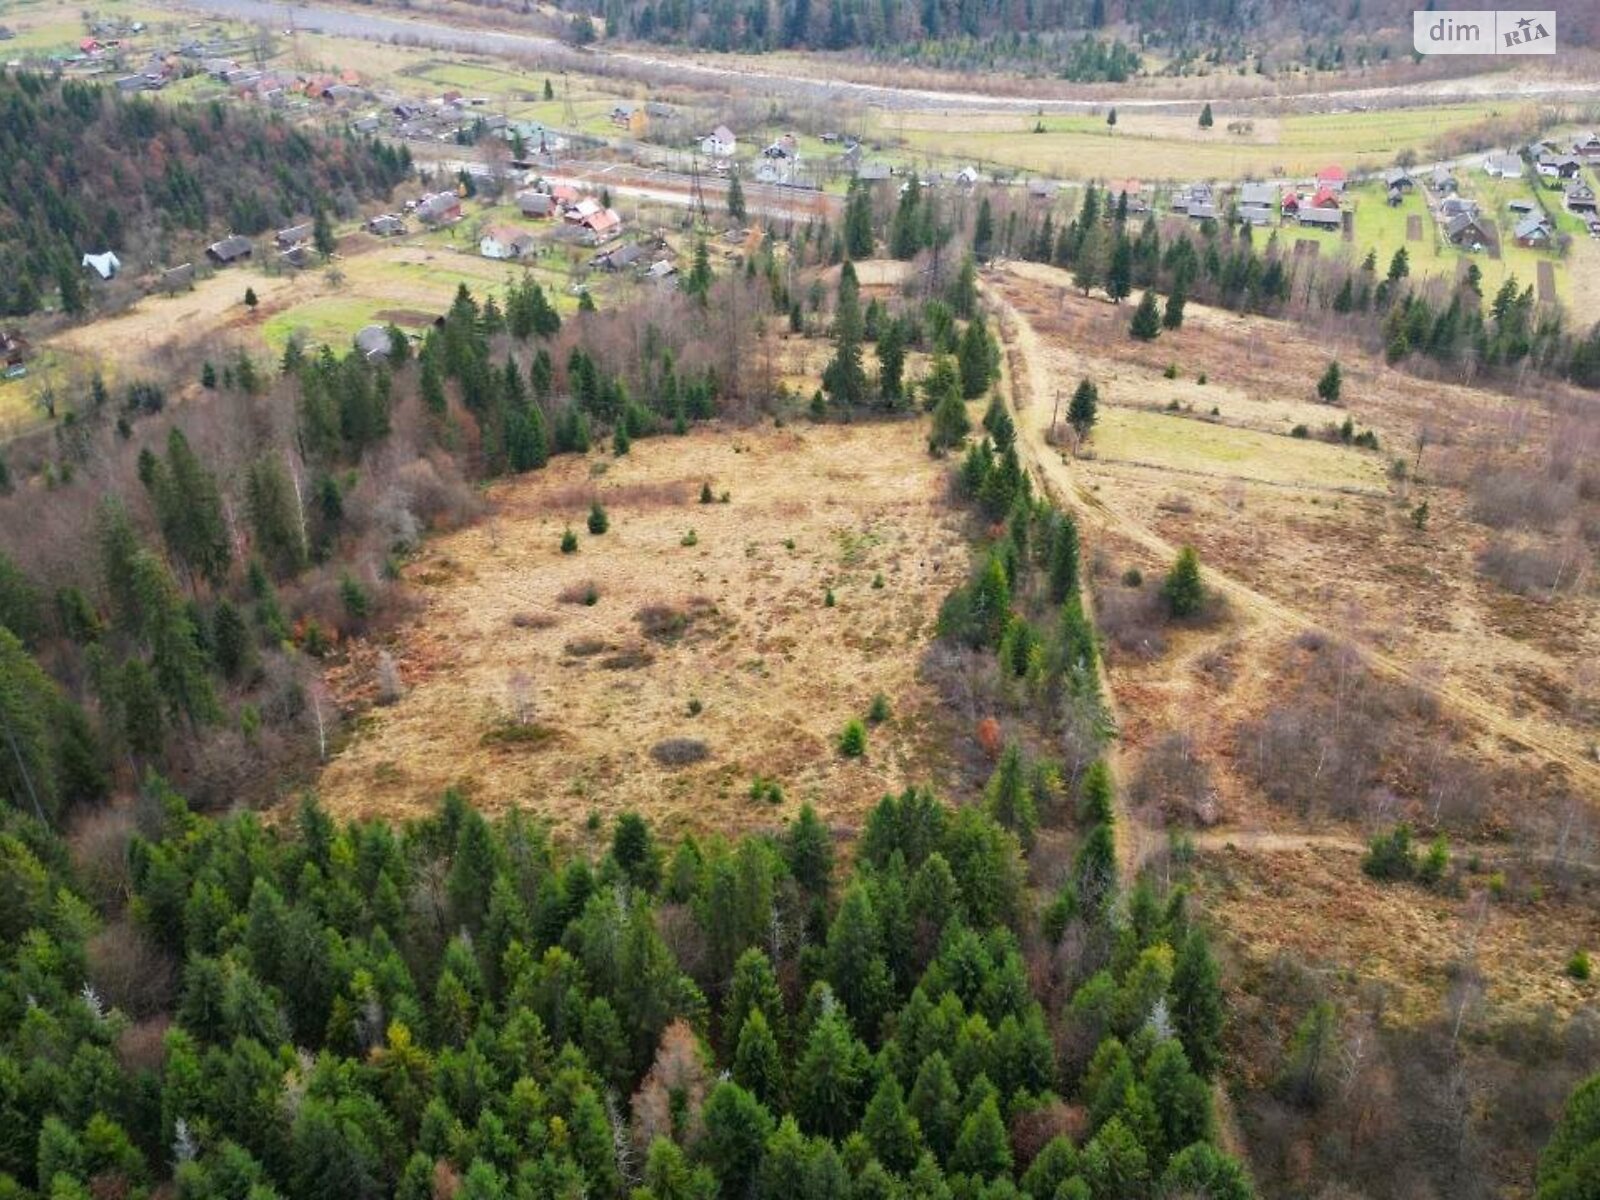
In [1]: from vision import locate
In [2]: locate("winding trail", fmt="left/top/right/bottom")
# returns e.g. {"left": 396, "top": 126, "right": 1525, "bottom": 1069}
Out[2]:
{"left": 986, "top": 262, "right": 1600, "bottom": 805}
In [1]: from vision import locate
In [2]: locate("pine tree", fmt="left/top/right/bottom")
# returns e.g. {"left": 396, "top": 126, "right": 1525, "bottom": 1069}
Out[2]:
{"left": 700, "top": 1082, "right": 774, "bottom": 1198}
{"left": 794, "top": 1004, "right": 869, "bottom": 1139}
{"left": 1106, "top": 235, "right": 1133, "bottom": 303}
{"left": 733, "top": 1008, "right": 786, "bottom": 1109}
{"left": 951, "top": 1095, "right": 1011, "bottom": 1178}
{"left": 246, "top": 457, "right": 307, "bottom": 578}
{"left": 985, "top": 742, "right": 1037, "bottom": 847}
{"left": 1130, "top": 290, "right": 1162, "bottom": 340}
{"left": 1048, "top": 514, "right": 1081, "bottom": 602}
{"left": 1162, "top": 284, "right": 1186, "bottom": 330}
{"left": 1162, "top": 546, "right": 1203, "bottom": 618}
{"left": 1316, "top": 361, "right": 1342, "bottom": 404}
{"left": 861, "top": 1076, "right": 922, "bottom": 1173}
{"left": 973, "top": 197, "right": 995, "bottom": 261}
{"left": 957, "top": 320, "right": 992, "bottom": 399}
{"left": 845, "top": 182, "right": 875, "bottom": 259}
{"left": 1069, "top": 378, "right": 1099, "bottom": 438}
{"left": 313, "top": 207, "right": 337, "bottom": 258}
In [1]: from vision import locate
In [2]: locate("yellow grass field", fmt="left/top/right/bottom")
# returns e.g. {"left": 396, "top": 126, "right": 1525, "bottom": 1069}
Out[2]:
{"left": 315, "top": 418, "right": 976, "bottom": 840}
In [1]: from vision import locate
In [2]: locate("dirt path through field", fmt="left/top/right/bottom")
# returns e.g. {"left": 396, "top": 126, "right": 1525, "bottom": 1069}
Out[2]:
{"left": 985, "top": 262, "right": 1600, "bottom": 813}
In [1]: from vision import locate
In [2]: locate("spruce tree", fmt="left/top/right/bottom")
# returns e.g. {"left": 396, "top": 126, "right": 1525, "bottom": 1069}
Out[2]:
{"left": 1130, "top": 290, "right": 1162, "bottom": 340}
{"left": 958, "top": 320, "right": 993, "bottom": 398}
{"left": 726, "top": 171, "right": 746, "bottom": 222}
{"left": 1198, "top": 102, "right": 1214, "bottom": 128}
{"left": 1162, "top": 546, "right": 1203, "bottom": 618}
{"left": 1317, "top": 361, "right": 1342, "bottom": 404}
{"left": 587, "top": 501, "right": 609, "bottom": 534}
{"left": 1068, "top": 378, "right": 1099, "bottom": 438}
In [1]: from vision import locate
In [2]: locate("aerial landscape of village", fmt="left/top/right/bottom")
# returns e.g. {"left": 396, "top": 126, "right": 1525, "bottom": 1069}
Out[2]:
{"left": 1, "top": 0, "right": 1599, "bottom": 1196}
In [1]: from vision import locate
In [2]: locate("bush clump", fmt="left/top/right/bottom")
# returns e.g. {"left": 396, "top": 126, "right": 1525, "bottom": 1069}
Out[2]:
{"left": 838, "top": 719, "right": 867, "bottom": 758}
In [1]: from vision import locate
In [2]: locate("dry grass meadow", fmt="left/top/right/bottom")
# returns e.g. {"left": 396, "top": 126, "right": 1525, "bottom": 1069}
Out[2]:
{"left": 315, "top": 418, "right": 976, "bottom": 841}
{"left": 989, "top": 260, "right": 1600, "bottom": 1024}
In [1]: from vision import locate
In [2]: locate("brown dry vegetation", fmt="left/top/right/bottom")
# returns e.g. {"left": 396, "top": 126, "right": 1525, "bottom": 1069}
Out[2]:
{"left": 989, "top": 260, "right": 1600, "bottom": 1194}
{"left": 315, "top": 418, "right": 973, "bottom": 840}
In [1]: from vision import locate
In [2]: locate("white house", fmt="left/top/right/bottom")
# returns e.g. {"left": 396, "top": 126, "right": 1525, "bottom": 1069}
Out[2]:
{"left": 81, "top": 251, "right": 121, "bottom": 280}
{"left": 480, "top": 225, "right": 536, "bottom": 260}
{"left": 1484, "top": 152, "right": 1524, "bottom": 179}
{"left": 700, "top": 124, "right": 735, "bottom": 159}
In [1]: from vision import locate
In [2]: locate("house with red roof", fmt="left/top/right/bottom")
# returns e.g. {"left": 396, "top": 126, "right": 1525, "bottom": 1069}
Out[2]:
{"left": 1315, "top": 165, "right": 1348, "bottom": 192}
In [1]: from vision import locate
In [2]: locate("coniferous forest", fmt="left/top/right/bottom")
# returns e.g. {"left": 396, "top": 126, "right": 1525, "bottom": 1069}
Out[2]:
{"left": 0, "top": 71, "right": 412, "bottom": 318}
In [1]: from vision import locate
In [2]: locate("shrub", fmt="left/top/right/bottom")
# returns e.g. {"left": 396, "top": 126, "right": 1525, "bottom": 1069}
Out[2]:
{"left": 839, "top": 719, "right": 867, "bottom": 758}
{"left": 1362, "top": 823, "right": 1416, "bottom": 881}
{"left": 1290, "top": 424, "right": 1309, "bottom": 439}
{"left": 749, "top": 775, "right": 783, "bottom": 804}
{"left": 976, "top": 716, "right": 1003, "bottom": 759}
{"left": 681, "top": 528, "right": 699, "bottom": 547}
{"left": 1569, "top": 949, "right": 1592, "bottom": 981}
{"left": 1163, "top": 362, "right": 1178, "bottom": 379}
{"left": 1196, "top": 372, "right": 1207, "bottom": 385}
{"left": 687, "top": 697, "right": 703, "bottom": 716}
{"left": 560, "top": 528, "right": 578, "bottom": 553}
{"left": 558, "top": 581, "right": 601, "bottom": 605}
{"left": 587, "top": 501, "right": 609, "bottom": 534}
{"left": 867, "top": 693, "right": 891, "bottom": 724}
{"left": 824, "top": 588, "right": 836, "bottom": 607}
{"left": 700, "top": 481, "right": 714, "bottom": 504}
{"left": 1121, "top": 567, "right": 1143, "bottom": 587}
{"left": 651, "top": 738, "right": 710, "bottom": 766}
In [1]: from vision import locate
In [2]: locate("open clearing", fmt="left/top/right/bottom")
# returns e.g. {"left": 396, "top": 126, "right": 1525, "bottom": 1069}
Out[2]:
{"left": 989, "top": 259, "right": 1600, "bottom": 1025}
{"left": 892, "top": 102, "right": 1537, "bottom": 180}
{"left": 315, "top": 418, "right": 973, "bottom": 840}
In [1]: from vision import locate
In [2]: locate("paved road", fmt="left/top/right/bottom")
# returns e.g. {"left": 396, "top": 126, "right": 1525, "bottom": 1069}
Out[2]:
{"left": 175, "top": 0, "right": 1600, "bottom": 114}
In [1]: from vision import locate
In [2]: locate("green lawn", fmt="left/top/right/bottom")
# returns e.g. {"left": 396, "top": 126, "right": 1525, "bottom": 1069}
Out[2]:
{"left": 1093, "top": 405, "right": 1387, "bottom": 492}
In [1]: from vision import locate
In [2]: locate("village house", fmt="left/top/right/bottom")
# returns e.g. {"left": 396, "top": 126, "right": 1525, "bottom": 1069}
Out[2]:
{"left": 365, "top": 214, "right": 408, "bottom": 236}
{"left": 763, "top": 133, "right": 800, "bottom": 160}
{"left": 1280, "top": 188, "right": 1300, "bottom": 217}
{"left": 610, "top": 103, "right": 636, "bottom": 127}
{"left": 1446, "top": 211, "right": 1492, "bottom": 248}
{"left": 1483, "top": 152, "right": 1524, "bottom": 179}
{"left": 700, "top": 124, "right": 736, "bottom": 159}
{"left": 1573, "top": 131, "right": 1600, "bottom": 159}
{"left": 479, "top": 225, "right": 537, "bottom": 260}
{"left": 590, "top": 242, "right": 645, "bottom": 272}
{"left": 1537, "top": 152, "right": 1582, "bottom": 181}
{"left": 206, "top": 235, "right": 253, "bottom": 266}
{"left": 517, "top": 191, "right": 555, "bottom": 219}
{"left": 1105, "top": 179, "right": 1143, "bottom": 212}
{"left": 1297, "top": 206, "right": 1342, "bottom": 230}
{"left": 81, "top": 251, "right": 121, "bottom": 280}
{"left": 349, "top": 114, "right": 381, "bottom": 135}
{"left": 1513, "top": 215, "right": 1553, "bottom": 247}
{"left": 856, "top": 161, "right": 893, "bottom": 184}
{"left": 1315, "top": 164, "right": 1348, "bottom": 192}
{"left": 353, "top": 325, "right": 393, "bottom": 364}
{"left": 414, "top": 192, "right": 463, "bottom": 226}
{"left": 275, "top": 222, "right": 313, "bottom": 251}
{"left": 1439, "top": 195, "right": 1477, "bottom": 220}
{"left": 565, "top": 197, "right": 603, "bottom": 224}
{"left": 1382, "top": 167, "right": 1415, "bottom": 193}
{"left": 1237, "top": 182, "right": 1276, "bottom": 225}
{"left": 159, "top": 263, "right": 195, "bottom": 294}
{"left": 1170, "top": 183, "right": 1213, "bottom": 214}
{"left": 1429, "top": 165, "right": 1458, "bottom": 193}
{"left": 1567, "top": 181, "right": 1598, "bottom": 216}
{"left": 580, "top": 207, "right": 623, "bottom": 245}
